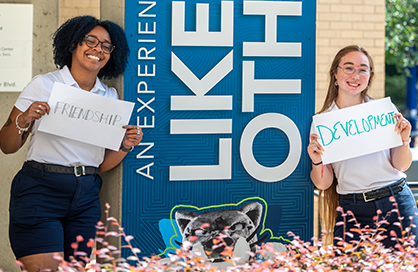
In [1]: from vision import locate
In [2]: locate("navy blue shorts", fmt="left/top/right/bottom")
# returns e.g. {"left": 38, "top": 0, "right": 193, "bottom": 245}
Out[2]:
{"left": 9, "top": 162, "right": 102, "bottom": 260}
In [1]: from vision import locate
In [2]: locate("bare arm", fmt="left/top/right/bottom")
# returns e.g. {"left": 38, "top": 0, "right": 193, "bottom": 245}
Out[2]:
{"left": 307, "top": 134, "right": 335, "bottom": 190}
{"left": 99, "top": 125, "right": 143, "bottom": 173}
{"left": 390, "top": 113, "right": 412, "bottom": 171}
{"left": 0, "top": 103, "right": 50, "bottom": 154}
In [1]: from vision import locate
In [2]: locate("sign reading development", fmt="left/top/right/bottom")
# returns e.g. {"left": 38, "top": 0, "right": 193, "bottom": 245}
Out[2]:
{"left": 123, "top": 0, "right": 316, "bottom": 258}
{"left": 312, "top": 97, "right": 403, "bottom": 164}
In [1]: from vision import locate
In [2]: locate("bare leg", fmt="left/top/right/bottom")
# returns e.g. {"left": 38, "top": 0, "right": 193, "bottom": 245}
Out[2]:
{"left": 18, "top": 252, "right": 64, "bottom": 272}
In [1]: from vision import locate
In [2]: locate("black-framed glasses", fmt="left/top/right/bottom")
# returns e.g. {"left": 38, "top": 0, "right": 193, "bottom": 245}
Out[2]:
{"left": 84, "top": 35, "right": 115, "bottom": 54}
{"left": 338, "top": 65, "right": 371, "bottom": 76}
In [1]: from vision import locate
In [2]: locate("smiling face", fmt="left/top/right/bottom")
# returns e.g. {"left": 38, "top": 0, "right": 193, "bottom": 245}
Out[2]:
{"left": 335, "top": 51, "right": 371, "bottom": 99}
{"left": 71, "top": 26, "right": 111, "bottom": 76}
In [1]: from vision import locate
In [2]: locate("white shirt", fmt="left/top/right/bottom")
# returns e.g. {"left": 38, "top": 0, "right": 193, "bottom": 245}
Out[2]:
{"left": 15, "top": 66, "right": 119, "bottom": 167}
{"left": 310, "top": 101, "right": 406, "bottom": 194}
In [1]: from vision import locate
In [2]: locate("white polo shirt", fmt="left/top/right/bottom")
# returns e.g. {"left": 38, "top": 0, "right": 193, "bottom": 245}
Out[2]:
{"left": 15, "top": 66, "right": 119, "bottom": 167}
{"left": 310, "top": 101, "right": 406, "bottom": 194}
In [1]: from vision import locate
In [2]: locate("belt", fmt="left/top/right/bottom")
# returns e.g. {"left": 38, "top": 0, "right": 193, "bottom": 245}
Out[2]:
{"left": 26, "top": 160, "right": 98, "bottom": 177}
{"left": 339, "top": 178, "right": 406, "bottom": 202}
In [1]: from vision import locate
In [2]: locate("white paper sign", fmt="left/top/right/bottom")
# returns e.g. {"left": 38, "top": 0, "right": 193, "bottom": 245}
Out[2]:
{"left": 38, "top": 82, "right": 135, "bottom": 151}
{"left": 0, "top": 4, "right": 33, "bottom": 92}
{"left": 312, "top": 97, "right": 403, "bottom": 164}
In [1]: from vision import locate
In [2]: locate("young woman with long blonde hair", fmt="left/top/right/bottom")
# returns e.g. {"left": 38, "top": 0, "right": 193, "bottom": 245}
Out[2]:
{"left": 308, "top": 45, "right": 418, "bottom": 247}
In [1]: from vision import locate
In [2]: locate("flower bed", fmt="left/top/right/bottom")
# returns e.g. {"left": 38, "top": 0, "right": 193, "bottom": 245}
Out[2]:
{"left": 9, "top": 200, "right": 418, "bottom": 272}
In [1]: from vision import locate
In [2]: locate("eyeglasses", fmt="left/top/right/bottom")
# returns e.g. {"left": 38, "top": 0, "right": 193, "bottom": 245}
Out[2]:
{"left": 84, "top": 35, "right": 115, "bottom": 54}
{"left": 338, "top": 66, "right": 371, "bottom": 76}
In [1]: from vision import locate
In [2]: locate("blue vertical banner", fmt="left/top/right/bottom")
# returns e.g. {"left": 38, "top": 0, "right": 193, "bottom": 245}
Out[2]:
{"left": 123, "top": 0, "right": 316, "bottom": 258}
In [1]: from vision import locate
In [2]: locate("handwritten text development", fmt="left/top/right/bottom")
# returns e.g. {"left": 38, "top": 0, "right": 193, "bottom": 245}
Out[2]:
{"left": 316, "top": 111, "right": 395, "bottom": 147}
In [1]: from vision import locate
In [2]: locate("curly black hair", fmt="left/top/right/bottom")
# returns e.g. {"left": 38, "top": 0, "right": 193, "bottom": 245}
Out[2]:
{"left": 52, "top": 15, "right": 130, "bottom": 80}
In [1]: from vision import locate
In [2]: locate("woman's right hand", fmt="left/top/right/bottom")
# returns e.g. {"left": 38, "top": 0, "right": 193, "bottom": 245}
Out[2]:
{"left": 307, "top": 133, "right": 324, "bottom": 164}
{"left": 18, "top": 101, "right": 50, "bottom": 127}
{"left": 0, "top": 102, "right": 50, "bottom": 154}
{"left": 307, "top": 133, "right": 334, "bottom": 190}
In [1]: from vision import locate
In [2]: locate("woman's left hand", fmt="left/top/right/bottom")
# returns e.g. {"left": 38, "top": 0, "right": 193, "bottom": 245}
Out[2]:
{"left": 393, "top": 112, "right": 411, "bottom": 142}
{"left": 121, "top": 125, "right": 143, "bottom": 150}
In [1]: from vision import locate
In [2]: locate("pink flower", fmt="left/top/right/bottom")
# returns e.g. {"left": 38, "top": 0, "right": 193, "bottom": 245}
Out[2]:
{"left": 87, "top": 238, "right": 95, "bottom": 248}
{"left": 200, "top": 223, "right": 210, "bottom": 229}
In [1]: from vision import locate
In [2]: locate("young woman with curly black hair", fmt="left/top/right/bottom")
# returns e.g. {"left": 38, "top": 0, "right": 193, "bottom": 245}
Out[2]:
{"left": 0, "top": 16, "right": 141, "bottom": 271}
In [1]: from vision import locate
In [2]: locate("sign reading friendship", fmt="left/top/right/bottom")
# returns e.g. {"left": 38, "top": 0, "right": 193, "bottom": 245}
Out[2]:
{"left": 38, "top": 82, "right": 134, "bottom": 151}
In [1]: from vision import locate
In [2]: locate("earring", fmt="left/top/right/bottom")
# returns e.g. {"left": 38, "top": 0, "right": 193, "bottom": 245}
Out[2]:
{"left": 334, "top": 81, "right": 338, "bottom": 86}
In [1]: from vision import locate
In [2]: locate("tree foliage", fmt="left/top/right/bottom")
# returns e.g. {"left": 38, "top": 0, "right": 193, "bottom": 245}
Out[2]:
{"left": 385, "top": 0, "right": 418, "bottom": 76}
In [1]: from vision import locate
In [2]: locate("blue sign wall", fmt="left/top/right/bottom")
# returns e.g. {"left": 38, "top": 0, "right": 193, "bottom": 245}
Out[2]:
{"left": 123, "top": 0, "right": 316, "bottom": 258}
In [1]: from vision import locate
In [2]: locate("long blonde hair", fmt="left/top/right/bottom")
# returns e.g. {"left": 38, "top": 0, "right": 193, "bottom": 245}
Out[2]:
{"left": 318, "top": 45, "right": 375, "bottom": 245}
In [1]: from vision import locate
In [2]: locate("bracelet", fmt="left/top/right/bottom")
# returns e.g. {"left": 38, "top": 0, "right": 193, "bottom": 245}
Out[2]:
{"left": 15, "top": 113, "right": 30, "bottom": 135}
{"left": 312, "top": 161, "right": 322, "bottom": 166}
{"left": 403, "top": 137, "right": 411, "bottom": 146}
{"left": 120, "top": 142, "right": 133, "bottom": 152}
